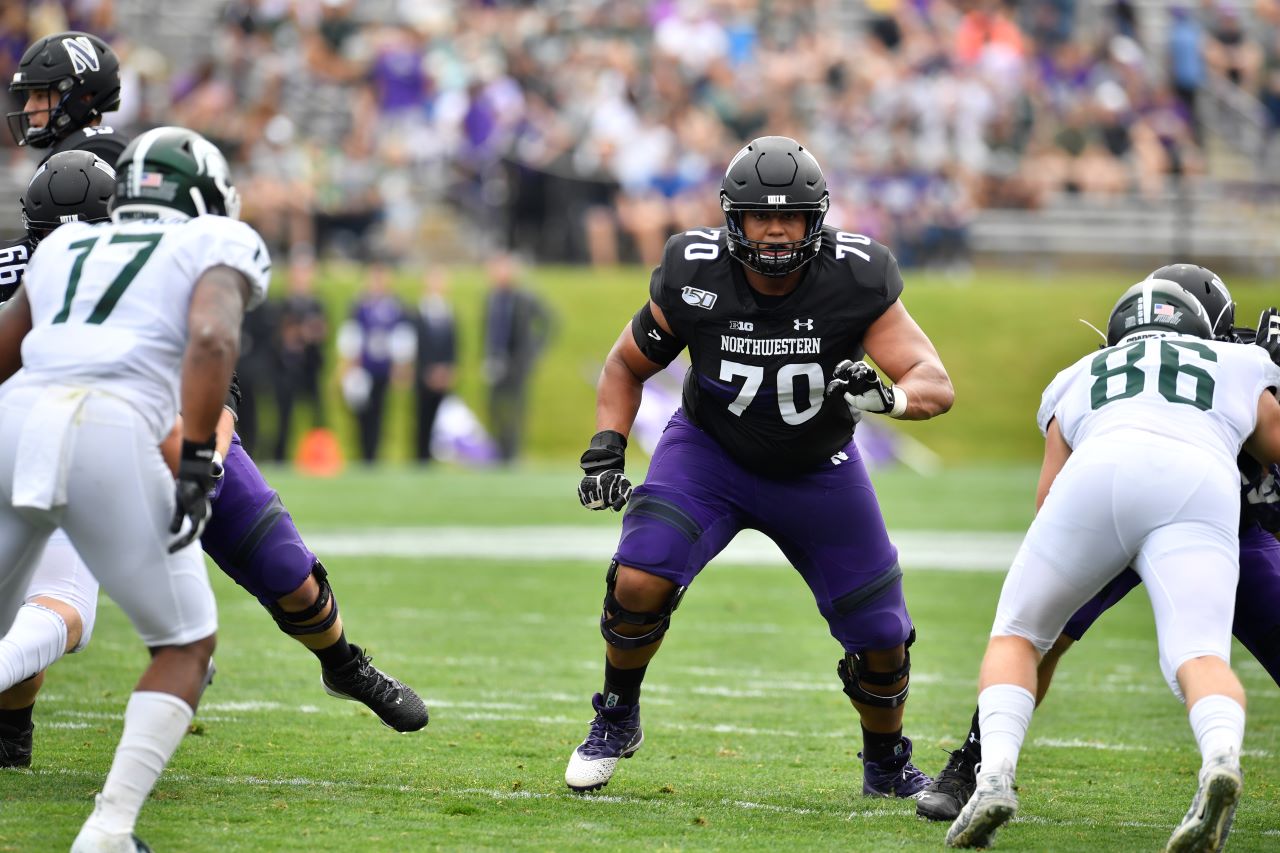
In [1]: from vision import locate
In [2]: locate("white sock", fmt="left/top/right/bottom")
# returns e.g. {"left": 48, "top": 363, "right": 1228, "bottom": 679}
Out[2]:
{"left": 82, "top": 691, "right": 194, "bottom": 835}
{"left": 978, "top": 683, "right": 1036, "bottom": 776}
{"left": 1188, "top": 694, "right": 1245, "bottom": 769}
{"left": 0, "top": 602, "right": 68, "bottom": 692}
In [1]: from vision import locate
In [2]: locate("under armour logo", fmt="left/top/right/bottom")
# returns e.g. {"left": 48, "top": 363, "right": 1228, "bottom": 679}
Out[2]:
{"left": 794, "top": 318, "right": 814, "bottom": 331}
{"left": 830, "top": 451, "right": 848, "bottom": 466}
{"left": 648, "top": 329, "right": 662, "bottom": 341}
{"left": 62, "top": 37, "right": 100, "bottom": 75}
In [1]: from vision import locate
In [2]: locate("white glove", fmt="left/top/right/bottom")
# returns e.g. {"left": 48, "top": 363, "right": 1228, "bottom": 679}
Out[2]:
{"left": 824, "top": 359, "right": 908, "bottom": 417}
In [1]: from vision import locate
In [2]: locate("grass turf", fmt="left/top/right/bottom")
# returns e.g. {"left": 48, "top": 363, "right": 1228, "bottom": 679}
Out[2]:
{"left": 1, "top": 464, "right": 1276, "bottom": 851}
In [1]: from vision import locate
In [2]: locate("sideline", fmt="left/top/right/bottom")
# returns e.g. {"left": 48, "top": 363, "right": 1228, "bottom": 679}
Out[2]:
{"left": 303, "top": 527, "right": 1024, "bottom": 572}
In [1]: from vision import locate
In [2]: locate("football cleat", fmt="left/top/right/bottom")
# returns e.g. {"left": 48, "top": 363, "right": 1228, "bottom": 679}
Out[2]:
{"left": 945, "top": 762, "right": 1018, "bottom": 848}
{"left": 861, "top": 736, "right": 932, "bottom": 798}
{"left": 917, "top": 747, "right": 979, "bottom": 821}
{"left": 321, "top": 644, "right": 428, "bottom": 733}
{"left": 0, "top": 721, "right": 33, "bottom": 768}
{"left": 1165, "top": 754, "right": 1242, "bottom": 853}
{"left": 565, "top": 693, "right": 643, "bottom": 792}
{"left": 69, "top": 825, "right": 152, "bottom": 852}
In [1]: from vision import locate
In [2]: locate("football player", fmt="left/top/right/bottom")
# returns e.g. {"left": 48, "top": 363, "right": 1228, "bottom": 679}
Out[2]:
{"left": 0, "top": 33, "right": 427, "bottom": 771}
{"left": 566, "top": 136, "right": 955, "bottom": 798}
{"left": 944, "top": 279, "right": 1280, "bottom": 850}
{"left": 0, "top": 126, "right": 265, "bottom": 853}
{"left": 917, "top": 264, "right": 1280, "bottom": 826}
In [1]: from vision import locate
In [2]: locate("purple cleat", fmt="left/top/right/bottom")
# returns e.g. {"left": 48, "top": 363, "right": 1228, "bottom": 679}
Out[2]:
{"left": 565, "top": 693, "right": 643, "bottom": 792}
{"left": 861, "top": 735, "right": 933, "bottom": 798}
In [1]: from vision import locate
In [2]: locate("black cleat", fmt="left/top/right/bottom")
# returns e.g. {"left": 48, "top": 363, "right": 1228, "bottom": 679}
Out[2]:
{"left": 0, "top": 722, "right": 33, "bottom": 768}
{"left": 321, "top": 644, "right": 428, "bottom": 732}
{"left": 917, "top": 748, "right": 978, "bottom": 821}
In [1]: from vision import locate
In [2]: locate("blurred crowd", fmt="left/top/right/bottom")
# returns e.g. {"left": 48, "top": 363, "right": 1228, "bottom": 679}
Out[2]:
{"left": 6, "top": 0, "right": 1280, "bottom": 274}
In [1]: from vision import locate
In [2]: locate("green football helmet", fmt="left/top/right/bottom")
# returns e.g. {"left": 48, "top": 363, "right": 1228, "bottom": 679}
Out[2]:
{"left": 110, "top": 126, "right": 240, "bottom": 222}
{"left": 1106, "top": 279, "right": 1214, "bottom": 346}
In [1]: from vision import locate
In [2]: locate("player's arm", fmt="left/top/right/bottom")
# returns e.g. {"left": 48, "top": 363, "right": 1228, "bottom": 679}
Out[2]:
{"left": 859, "top": 300, "right": 954, "bottom": 420}
{"left": 578, "top": 300, "right": 682, "bottom": 512}
{"left": 1244, "top": 391, "right": 1280, "bottom": 466}
{"left": 0, "top": 288, "right": 32, "bottom": 383}
{"left": 1035, "top": 417, "right": 1072, "bottom": 511}
{"left": 168, "top": 266, "right": 250, "bottom": 551}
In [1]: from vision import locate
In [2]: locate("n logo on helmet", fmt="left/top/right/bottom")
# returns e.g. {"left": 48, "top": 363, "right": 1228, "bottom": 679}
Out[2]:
{"left": 62, "top": 37, "right": 100, "bottom": 75}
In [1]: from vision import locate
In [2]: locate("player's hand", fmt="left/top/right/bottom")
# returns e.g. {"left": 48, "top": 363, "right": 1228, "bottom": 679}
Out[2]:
{"left": 1256, "top": 307, "right": 1280, "bottom": 366}
{"left": 825, "top": 359, "right": 901, "bottom": 416}
{"left": 578, "top": 429, "right": 632, "bottom": 511}
{"left": 169, "top": 437, "right": 218, "bottom": 553}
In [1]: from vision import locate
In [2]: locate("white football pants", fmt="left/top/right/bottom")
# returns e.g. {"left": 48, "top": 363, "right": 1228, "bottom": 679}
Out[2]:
{"left": 991, "top": 432, "right": 1239, "bottom": 699}
{"left": 0, "top": 385, "right": 215, "bottom": 648}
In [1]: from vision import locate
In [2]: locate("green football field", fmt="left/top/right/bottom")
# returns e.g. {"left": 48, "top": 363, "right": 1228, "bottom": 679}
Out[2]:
{"left": 2, "top": 464, "right": 1277, "bottom": 851}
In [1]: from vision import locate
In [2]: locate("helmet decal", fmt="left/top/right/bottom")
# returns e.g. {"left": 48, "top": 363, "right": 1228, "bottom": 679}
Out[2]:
{"left": 62, "top": 36, "right": 100, "bottom": 75}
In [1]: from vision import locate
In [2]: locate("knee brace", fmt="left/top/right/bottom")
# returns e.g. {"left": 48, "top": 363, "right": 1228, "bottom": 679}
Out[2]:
{"left": 600, "top": 560, "right": 686, "bottom": 650}
{"left": 837, "top": 628, "right": 915, "bottom": 709}
{"left": 265, "top": 562, "right": 340, "bottom": 636}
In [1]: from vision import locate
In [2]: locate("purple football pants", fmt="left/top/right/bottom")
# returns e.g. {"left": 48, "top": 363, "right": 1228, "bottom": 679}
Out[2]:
{"left": 614, "top": 410, "right": 912, "bottom": 653}
{"left": 201, "top": 434, "right": 317, "bottom": 605}
{"left": 1063, "top": 522, "right": 1280, "bottom": 686}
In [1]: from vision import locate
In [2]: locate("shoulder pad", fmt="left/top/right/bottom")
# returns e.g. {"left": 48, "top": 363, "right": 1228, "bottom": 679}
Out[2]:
{"left": 50, "top": 126, "right": 130, "bottom": 166}
{"left": 819, "top": 225, "right": 904, "bottom": 303}
{"left": 650, "top": 227, "right": 728, "bottom": 307}
{"left": 0, "top": 237, "right": 34, "bottom": 303}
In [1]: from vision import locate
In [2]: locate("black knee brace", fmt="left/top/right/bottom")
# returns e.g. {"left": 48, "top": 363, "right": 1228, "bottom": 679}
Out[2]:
{"left": 265, "top": 562, "right": 340, "bottom": 636}
{"left": 837, "top": 628, "right": 916, "bottom": 709}
{"left": 599, "top": 560, "right": 686, "bottom": 650}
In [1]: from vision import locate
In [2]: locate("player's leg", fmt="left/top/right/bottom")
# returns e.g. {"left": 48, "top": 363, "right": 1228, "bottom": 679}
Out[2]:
{"left": 565, "top": 411, "right": 743, "bottom": 792}
{"left": 0, "top": 533, "right": 99, "bottom": 768}
{"left": 52, "top": 396, "right": 217, "bottom": 852}
{"left": 1135, "top": 519, "right": 1244, "bottom": 853}
{"left": 918, "top": 567, "right": 1142, "bottom": 820}
{"left": 201, "top": 436, "right": 427, "bottom": 732}
{"left": 760, "top": 446, "right": 929, "bottom": 799}
{"left": 948, "top": 448, "right": 1142, "bottom": 848}
{"left": 1230, "top": 524, "right": 1280, "bottom": 687}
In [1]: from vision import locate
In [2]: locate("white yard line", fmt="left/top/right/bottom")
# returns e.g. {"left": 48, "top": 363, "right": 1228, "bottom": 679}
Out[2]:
{"left": 304, "top": 527, "right": 1024, "bottom": 572}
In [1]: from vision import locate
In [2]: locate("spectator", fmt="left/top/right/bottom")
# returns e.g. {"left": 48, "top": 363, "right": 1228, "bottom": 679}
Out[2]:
{"left": 337, "top": 259, "right": 415, "bottom": 464}
{"left": 481, "top": 252, "right": 554, "bottom": 464}
{"left": 274, "top": 250, "right": 329, "bottom": 462}
{"left": 410, "top": 267, "right": 458, "bottom": 464}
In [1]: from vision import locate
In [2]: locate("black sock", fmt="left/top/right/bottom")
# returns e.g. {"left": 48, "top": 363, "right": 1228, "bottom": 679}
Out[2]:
{"left": 602, "top": 658, "right": 647, "bottom": 708}
{"left": 313, "top": 632, "right": 357, "bottom": 671}
{"left": 861, "top": 724, "right": 904, "bottom": 763}
{"left": 960, "top": 706, "right": 982, "bottom": 762}
{"left": 0, "top": 702, "right": 35, "bottom": 733}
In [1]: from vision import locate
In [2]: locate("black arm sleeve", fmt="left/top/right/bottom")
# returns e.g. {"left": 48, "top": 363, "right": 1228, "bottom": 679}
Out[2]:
{"left": 224, "top": 371, "right": 242, "bottom": 420}
{"left": 631, "top": 301, "right": 685, "bottom": 366}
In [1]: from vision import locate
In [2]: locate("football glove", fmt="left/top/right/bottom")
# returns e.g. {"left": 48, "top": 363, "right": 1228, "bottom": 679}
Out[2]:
{"left": 578, "top": 429, "right": 632, "bottom": 512}
{"left": 1256, "top": 307, "right": 1280, "bottom": 367}
{"left": 825, "top": 359, "right": 907, "bottom": 418}
{"left": 169, "top": 437, "right": 218, "bottom": 553}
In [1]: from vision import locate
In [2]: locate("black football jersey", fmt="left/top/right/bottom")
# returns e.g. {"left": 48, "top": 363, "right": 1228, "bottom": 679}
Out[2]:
{"left": 45, "top": 125, "right": 129, "bottom": 166}
{"left": 0, "top": 236, "right": 34, "bottom": 303}
{"left": 648, "top": 224, "right": 903, "bottom": 476}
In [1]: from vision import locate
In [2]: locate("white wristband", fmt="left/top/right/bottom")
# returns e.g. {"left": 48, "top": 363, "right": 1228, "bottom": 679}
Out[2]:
{"left": 888, "top": 386, "right": 908, "bottom": 418}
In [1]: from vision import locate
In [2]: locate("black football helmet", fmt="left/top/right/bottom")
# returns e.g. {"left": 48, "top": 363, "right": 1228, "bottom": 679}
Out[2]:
{"left": 7, "top": 32, "right": 121, "bottom": 149}
{"left": 720, "top": 136, "right": 829, "bottom": 277}
{"left": 21, "top": 150, "right": 115, "bottom": 243}
{"left": 110, "top": 127, "right": 241, "bottom": 222}
{"left": 1106, "top": 279, "right": 1214, "bottom": 346}
{"left": 1146, "top": 263, "right": 1234, "bottom": 339}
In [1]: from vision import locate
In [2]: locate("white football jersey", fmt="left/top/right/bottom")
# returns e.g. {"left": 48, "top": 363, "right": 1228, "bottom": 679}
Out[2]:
{"left": 1038, "top": 334, "right": 1280, "bottom": 466}
{"left": 13, "top": 215, "right": 270, "bottom": 440}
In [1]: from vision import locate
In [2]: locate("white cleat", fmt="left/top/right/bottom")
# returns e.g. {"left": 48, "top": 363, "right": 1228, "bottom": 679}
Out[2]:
{"left": 1165, "top": 754, "right": 1242, "bottom": 853}
{"left": 945, "top": 762, "right": 1019, "bottom": 849}
{"left": 564, "top": 693, "right": 643, "bottom": 793}
{"left": 70, "top": 825, "right": 152, "bottom": 853}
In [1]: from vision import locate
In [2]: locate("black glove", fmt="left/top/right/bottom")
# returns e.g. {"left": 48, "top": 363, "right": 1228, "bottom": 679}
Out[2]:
{"left": 169, "top": 437, "right": 218, "bottom": 553}
{"left": 824, "top": 359, "right": 900, "bottom": 416}
{"left": 1256, "top": 307, "right": 1280, "bottom": 367}
{"left": 578, "top": 429, "right": 632, "bottom": 511}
